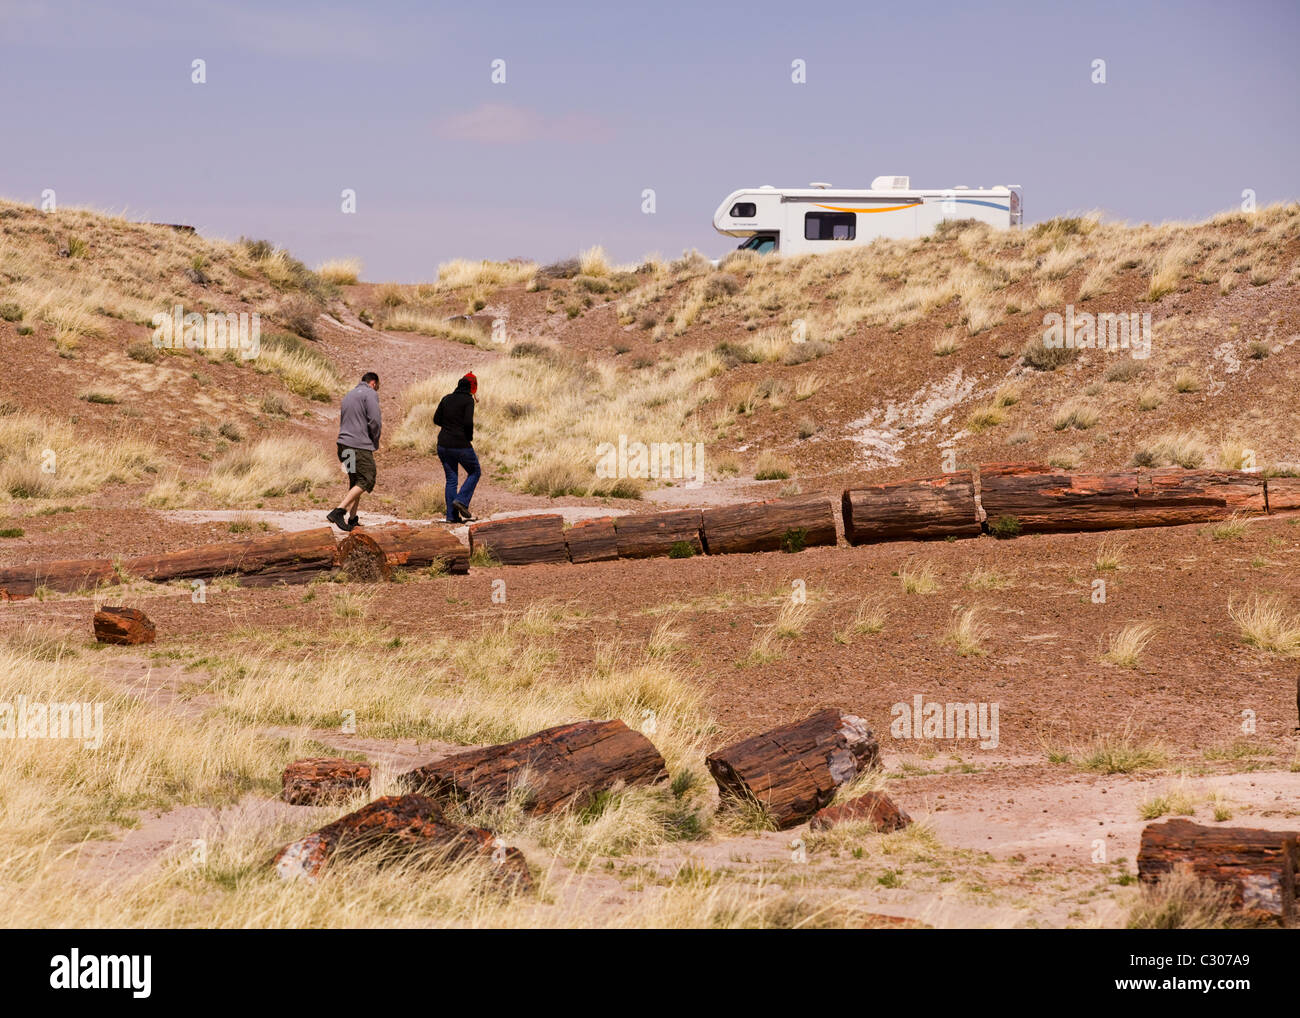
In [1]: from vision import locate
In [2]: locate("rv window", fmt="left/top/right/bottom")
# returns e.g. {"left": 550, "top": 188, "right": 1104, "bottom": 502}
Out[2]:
{"left": 804, "top": 211, "right": 855, "bottom": 241}
{"left": 729, "top": 202, "right": 757, "bottom": 218}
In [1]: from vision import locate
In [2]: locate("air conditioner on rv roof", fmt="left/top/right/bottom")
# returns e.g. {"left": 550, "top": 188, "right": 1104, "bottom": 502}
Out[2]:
{"left": 871, "top": 175, "right": 910, "bottom": 190}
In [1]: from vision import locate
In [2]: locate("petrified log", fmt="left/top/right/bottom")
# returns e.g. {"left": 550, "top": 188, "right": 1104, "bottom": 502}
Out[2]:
{"left": 92, "top": 606, "right": 156, "bottom": 645}
{"left": 1137, "top": 819, "right": 1298, "bottom": 921}
{"left": 0, "top": 557, "right": 117, "bottom": 599}
{"left": 272, "top": 794, "right": 531, "bottom": 890}
{"left": 1266, "top": 476, "right": 1300, "bottom": 513}
{"left": 123, "top": 527, "right": 339, "bottom": 586}
{"left": 468, "top": 514, "right": 568, "bottom": 566}
{"left": 282, "top": 757, "right": 372, "bottom": 806}
{"left": 336, "top": 522, "right": 468, "bottom": 580}
{"left": 701, "top": 494, "right": 837, "bottom": 555}
{"left": 842, "top": 471, "right": 979, "bottom": 545}
{"left": 614, "top": 509, "right": 704, "bottom": 559}
{"left": 565, "top": 517, "right": 619, "bottom": 564}
{"left": 399, "top": 719, "right": 668, "bottom": 814}
{"left": 706, "top": 709, "right": 881, "bottom": 830}
{"left": 979, "top": 465, "right": 1267, "bottom": 534}
{"left": 809, "top": 791, "right": 912, "bottom": 833}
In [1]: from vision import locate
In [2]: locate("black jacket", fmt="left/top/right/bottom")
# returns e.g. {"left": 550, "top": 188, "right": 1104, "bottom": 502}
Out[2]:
{"left": 433, "top": 380, "right": 475, "bottom": 448}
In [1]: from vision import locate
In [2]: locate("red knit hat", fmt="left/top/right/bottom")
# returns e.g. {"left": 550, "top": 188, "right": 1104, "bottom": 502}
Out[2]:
{"left": 462, "top": 372, "right": 477, "bottom": 395}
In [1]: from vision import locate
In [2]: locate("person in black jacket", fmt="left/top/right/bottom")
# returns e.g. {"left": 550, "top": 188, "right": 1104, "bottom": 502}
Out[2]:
{"left": 433, "top": 372, "right": 481, "bottom": 522}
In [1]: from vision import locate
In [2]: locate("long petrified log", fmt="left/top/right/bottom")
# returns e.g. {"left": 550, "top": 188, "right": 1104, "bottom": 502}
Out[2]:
{"left": 706, "top": 709, "right": 881, "bottom": 830}
{"left": 336, "top": 522, "right": 468, "bottom": 580}
{"left": 701, "top": 495, "right": 837, "bottom": 555}
{"left": 399, "top": 719, "right": 668, "bottom": 814}
{"left": 271, "top": 794, "right": 531, "bottom": 889}
{"left": 979, "top": 465, "right": 1267, "bottom": 534}
{"left": 614, "top": 509, "right": 704, "bottom": 559}
{"left": 0, "top": 557, "right": 118, "bottom": 599}
{"left": 1137, "top": 819, "right": 1298, "bottom": 921}
{"left": 842, "top": 471, "right": 980, "bottom": 545}
{"left": 282, "top": 757, "right": 372, "bottom": 806}
{"left": 123, "top": 527, "right": 339, "bottom": 586}
{"left": 92, "top": 606, "right": 156, "bottom": 645}
{"left": 565, "top": 517, "right": 619, "bottom": 564}
{"left": 468, "top": 514, "right": 568, "bottom": 566}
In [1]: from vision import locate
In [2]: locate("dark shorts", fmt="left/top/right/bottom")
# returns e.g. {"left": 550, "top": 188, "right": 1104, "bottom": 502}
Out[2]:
{"left": 337, "top": 445, "right": 376, "bottom": 493}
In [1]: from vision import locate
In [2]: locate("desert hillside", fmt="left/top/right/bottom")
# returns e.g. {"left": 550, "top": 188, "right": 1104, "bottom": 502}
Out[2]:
{"left": 2, "top": 198, "right": 1299, "bottom": 930}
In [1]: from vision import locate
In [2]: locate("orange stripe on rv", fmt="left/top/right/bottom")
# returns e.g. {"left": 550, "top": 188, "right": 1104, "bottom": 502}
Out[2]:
{"left": 812, "top": 202, "right": 922, "bottom": 213}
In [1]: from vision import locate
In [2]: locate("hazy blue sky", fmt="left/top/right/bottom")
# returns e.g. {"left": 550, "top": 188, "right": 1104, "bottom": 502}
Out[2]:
{"left": 2, "top": 0, "right": 1297, "bottom": 281}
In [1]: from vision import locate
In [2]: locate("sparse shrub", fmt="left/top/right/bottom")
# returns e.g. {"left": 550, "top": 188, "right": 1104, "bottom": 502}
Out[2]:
{"left": 988, "top": 515, "right": 1021, "bottom": 539}
{"left": 218, "top": 422, "right": 243, "bottom": 442}
{"left": 127, "top": 341, "right": 160, "bottom": 363}
{"left": 779, "top": 528, "right": 808, "bottom": 554}
{"left": 0, "top": 303, "right": 22, "bottom": 322}
{"left": 260, "top": 393, "right": 290, "bottom": 417}
{"left": 1022, "top": 339, "right": 1080, "bottom": 371}
{"left": 277, "top": 294, "right": 320, "bottom": 340}
{"left": 1105, "top": 359, "right": 1144, "bottom": 383}
{"left": 79, "top": 391, "right": 119, "bottom": 405}
{"left": 1173, "top": 370, "right": 1201, "bottom": 393}
{"left": 668, "top": 540, "right": 696, "bottom": 559}
{"left": 1137, "top": 388, "right": 1163, "bottom": 411}
{"left": 796, "top": 417, "right": 817, "bottom": 439}
{"left": 1247, "top": 341, "right": 1270, "bottom": 360}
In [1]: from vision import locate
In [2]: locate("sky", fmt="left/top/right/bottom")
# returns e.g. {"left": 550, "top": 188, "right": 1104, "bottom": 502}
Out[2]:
{"left": 2, "top": 0, "right": 1297, "bottom": 282}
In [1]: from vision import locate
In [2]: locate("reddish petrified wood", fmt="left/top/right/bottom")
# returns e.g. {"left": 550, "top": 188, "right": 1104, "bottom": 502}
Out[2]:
{"left": 842, "top": 471, "right": 980, "bottom": 544}
{"left": 468, "top": 514, "right": 568, "bottom": 566}
{"left": 123, "top": 527, "right": 339, "bottom": 586}
{"left": 565, "top": 517, "right": 619, "bottom": 564}
{"left": 336, "top": 522, "right": 468, "bottom": 580}
{"left": 1137, "top": 819, "right": 1298, "bottom": 921}
{"left": 281, "top": 757, "right": 372, "bottom": 806}
{"left": 809, "top": 791, "right": 912, "bottom": 833}
{"left": 706, "top": 709, "right": 881, "bottom": 830}
{"left": 271, "top": 794, "right": 531, "bottom": 890}
{"left": 1266, "top": 476, "right": 1300, "bottom": 513}
{"left": 614, "top": 509, "right": 704, "bottom": 559}
{"left": 0, "top": 557, "right": 117, "bottom": 599}
{"left": 92, "top": 606, "right": 156, "bottom": 645}
{"left": 399, "top": 719, "right": 668, "bottom": 814}
{"left": 701, "top": 495, "right": 837, "bottom": 555}
{"left": 979, "top": 466, "right": 1267, "bottom": 534}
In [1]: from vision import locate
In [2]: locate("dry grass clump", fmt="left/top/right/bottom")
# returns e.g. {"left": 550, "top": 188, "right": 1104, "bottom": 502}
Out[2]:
{"left": 316, "top": 258, "right": 362, "bottom": 285}
{"left": 0, "top": 415, "right": 155, "bottom": 500}
{"left": 898, "top": 559, "right": 939, "bottom": 594}
{"left": 383, "top": 309, "right": 487, "bottom": 345}
{"left": 436, "top": 258, "right": 538, "bottom": 289}
{"left": 1126, "top": 866, "right": 1252, "bottom": 929}
{"left": 197, "top": 437, "right": 337, "bottom": 505}
{"left": 250, "top": 332, "right": 342, "bottom": 401}
{"left": 946, "top": 606, "right": 989, "bottom": 656}
{"left": 1101, "top": 622, "right": 1156, "bottom": 668}
{"left": 753, "top": 451, "right": 793, "bottom": 480}
{"left": 1052, "top": 402, "right": 1100, "bottom": 431}
{"left": 1043, "top": 723, "right": 1168, "bottom": 773}
{"left": 396, "top": 348, "right": 716, "bottom": 496}
{"left": 1229, "top": 595, "right": 1300, "bottom": 655}
{"left": 1131, "top": 432, "right": 1208, "bottom": 469}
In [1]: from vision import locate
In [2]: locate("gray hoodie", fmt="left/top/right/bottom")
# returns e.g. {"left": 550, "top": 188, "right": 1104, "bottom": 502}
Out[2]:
{"left": 337, "top": 383, "right": 381, "bottom": 450}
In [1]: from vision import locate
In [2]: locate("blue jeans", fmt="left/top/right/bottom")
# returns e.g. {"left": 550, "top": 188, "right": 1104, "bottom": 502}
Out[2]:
{"left": 437, "top": 445, "right": 481, "bottom": 522}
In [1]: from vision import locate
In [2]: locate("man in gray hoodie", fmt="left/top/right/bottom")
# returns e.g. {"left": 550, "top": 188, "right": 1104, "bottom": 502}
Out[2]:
{"left": 327, "top": 372, "right": 381, "bottom": 531}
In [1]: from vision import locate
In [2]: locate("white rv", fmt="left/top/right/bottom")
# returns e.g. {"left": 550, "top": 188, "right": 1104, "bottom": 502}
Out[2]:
{"left": 712, "top": 176, "right": 1022, "bottom": 256}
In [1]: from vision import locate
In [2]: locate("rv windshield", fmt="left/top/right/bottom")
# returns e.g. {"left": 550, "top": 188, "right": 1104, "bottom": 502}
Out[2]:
{"left": 739, "top": 235, "right": 777, "bottom": 254}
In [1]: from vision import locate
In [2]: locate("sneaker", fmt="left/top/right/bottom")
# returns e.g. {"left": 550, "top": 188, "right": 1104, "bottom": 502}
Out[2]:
{"left": 452, "top": 500, "right": 476, "bottom": 522}
{"left": 326, "top": 508, "right": 348, "bottom": 530}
